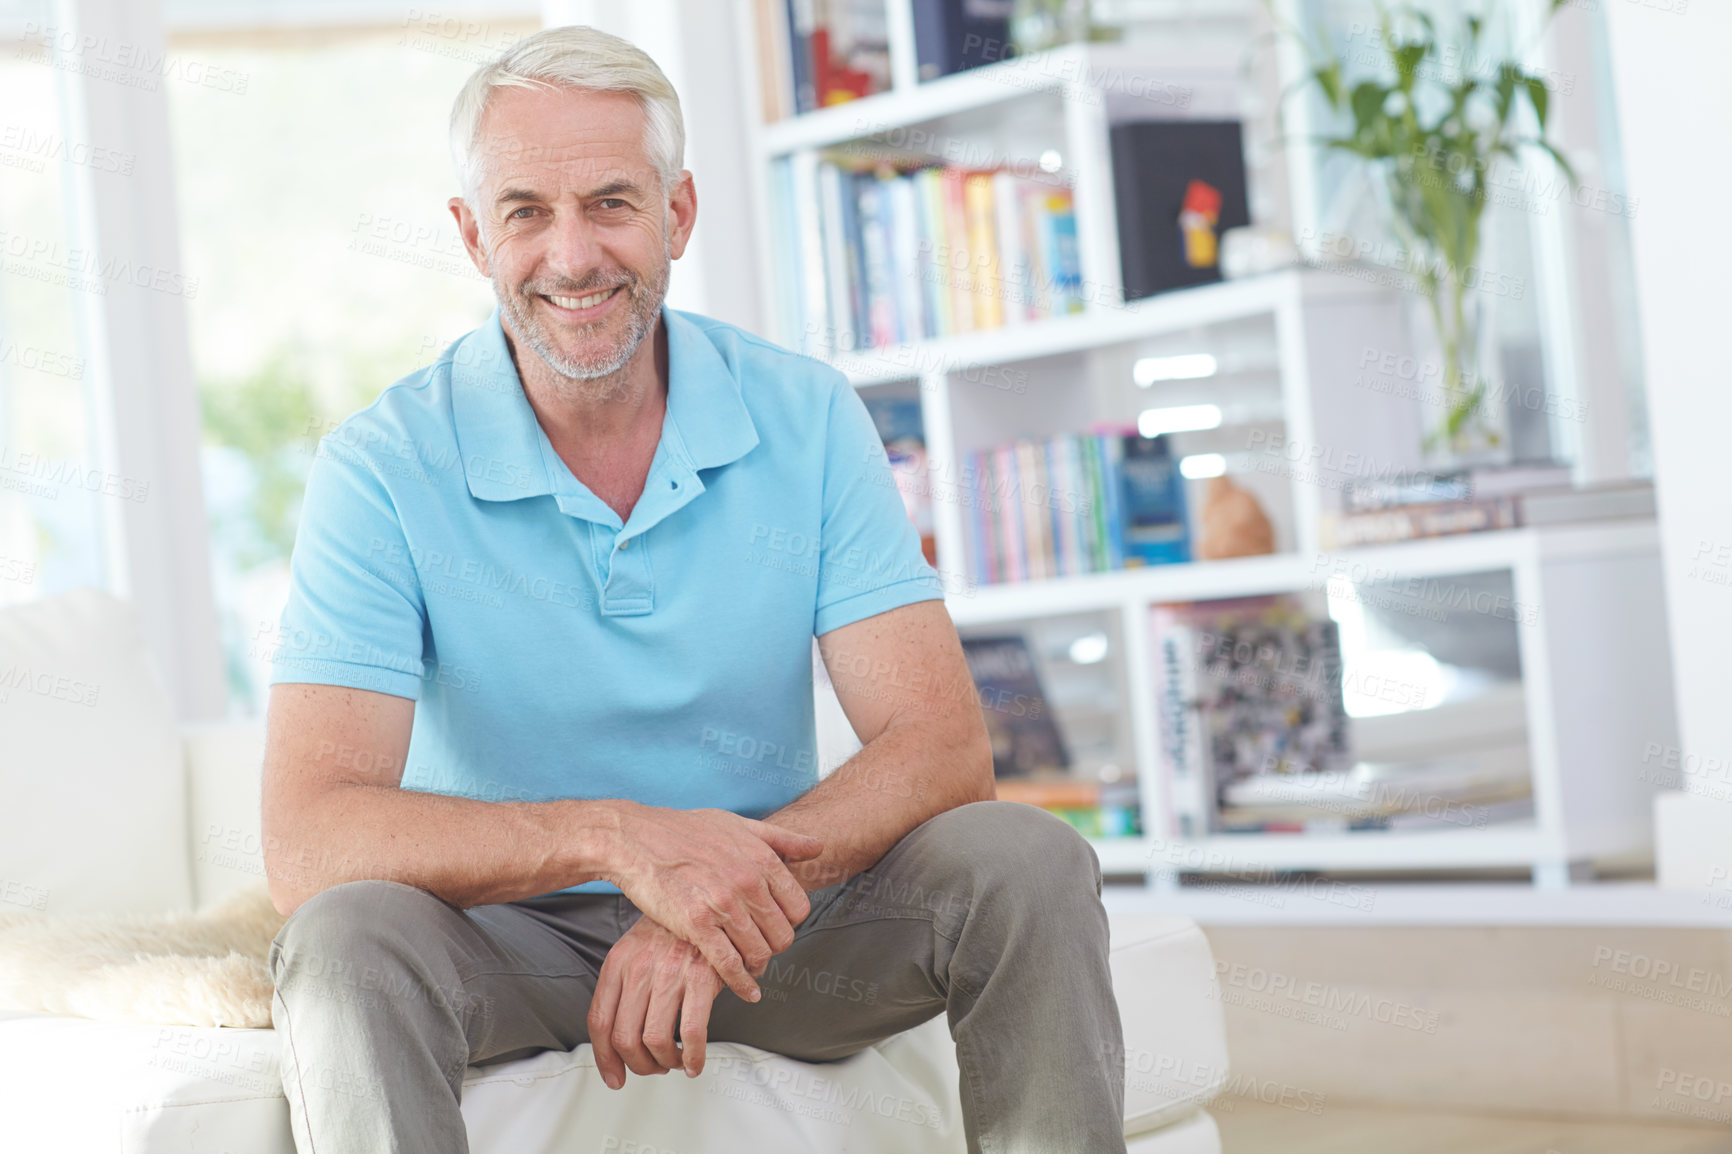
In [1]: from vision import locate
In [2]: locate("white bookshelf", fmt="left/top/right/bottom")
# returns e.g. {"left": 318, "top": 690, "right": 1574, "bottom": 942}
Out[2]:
{"left": 735, "top": 0, "right": 1677, "bottom": 891}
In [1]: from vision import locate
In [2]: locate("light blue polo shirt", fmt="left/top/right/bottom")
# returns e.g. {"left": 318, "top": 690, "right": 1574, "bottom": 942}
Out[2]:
{"left": 270, "top": 305, "right": 944, "bottom": 894}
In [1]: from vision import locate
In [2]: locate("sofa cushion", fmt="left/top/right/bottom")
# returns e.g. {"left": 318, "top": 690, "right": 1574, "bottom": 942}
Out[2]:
{"left": 0, "top": 590, "right": 192, "bottom": 916}
{"left": 0, "top": 913, "right": 1227, "bottom": 1153}
{"left": 0, "top": 1011, "right": 967, "bottom": 1154}
{"left": 182, "top": 722, "right": 269, "bottom": 910}
{"left": 1111, "top": 916, "right": 1232, "bottom": 1136}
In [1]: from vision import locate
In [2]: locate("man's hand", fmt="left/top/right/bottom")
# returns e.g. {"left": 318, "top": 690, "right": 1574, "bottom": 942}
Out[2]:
{"left": 608, "top": 806, "right": 821, "bottom": 1002}
{"left": 589, "top": 915, "right": 726, "bottom": 1089}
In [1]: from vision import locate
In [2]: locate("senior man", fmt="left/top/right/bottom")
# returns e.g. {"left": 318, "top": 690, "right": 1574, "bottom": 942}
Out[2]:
{"left": 263, "top": 24, "right": 1122, "bottom": 1154}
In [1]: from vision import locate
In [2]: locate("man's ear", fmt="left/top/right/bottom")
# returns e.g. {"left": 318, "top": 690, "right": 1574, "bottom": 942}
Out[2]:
{"left": 449, "top": 197, "right": 492, "bottom": 278}
{"left": 666, "top": 171, "right": 698, "bottom": 261}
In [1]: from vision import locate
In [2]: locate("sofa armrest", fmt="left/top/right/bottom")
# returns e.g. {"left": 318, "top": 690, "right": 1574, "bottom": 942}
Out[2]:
{"left": 181, "top": 721, "right": 268, "bottom": 911}
{"left": 1109, "top": 916, "right": 1230, "bottom": 1138}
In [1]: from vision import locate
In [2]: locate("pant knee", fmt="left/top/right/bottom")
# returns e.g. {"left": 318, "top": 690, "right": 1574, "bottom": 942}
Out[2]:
{"left": 930, "top": 800, "right": 1102, "bottom": 893}
{"left": 271, "top": 879, "right": 452, "bottom": 990}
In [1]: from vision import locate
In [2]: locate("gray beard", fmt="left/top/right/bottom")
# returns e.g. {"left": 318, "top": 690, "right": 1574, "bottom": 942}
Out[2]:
{"left": 494, "top": 240, "right": 672, "bottom": 399}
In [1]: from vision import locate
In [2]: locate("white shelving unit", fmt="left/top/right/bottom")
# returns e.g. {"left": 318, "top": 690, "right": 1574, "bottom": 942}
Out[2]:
{"left": 734, "top": 0, "right": 1677, "bottom": 891}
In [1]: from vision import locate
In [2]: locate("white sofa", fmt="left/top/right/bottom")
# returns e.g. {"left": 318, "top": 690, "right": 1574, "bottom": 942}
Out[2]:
{"left": 0, "top": 590, "right": 1228, "bottom": 1152}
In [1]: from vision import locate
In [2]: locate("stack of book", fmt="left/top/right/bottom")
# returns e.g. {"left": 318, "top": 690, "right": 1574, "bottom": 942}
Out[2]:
{"left": 1216, "top": 747, "right": 1534, "bottom": 833}
{"left": 963, "top": 430, "right": 1190, "bottom": 584}
{"left": 1150, "top": 596, "right": 1351, "bottom": 838}
{"left": 755, "top": 0, "right": 1014, "bottom": 121}
{"left": 1321, "top": 462, "right": 1656, "bottom": 549}
{"left": 994, "top": 778, "right": 1142, "bottom": 838}
{"left": 769, "top": 157, "right": 1086, "bottom": 355}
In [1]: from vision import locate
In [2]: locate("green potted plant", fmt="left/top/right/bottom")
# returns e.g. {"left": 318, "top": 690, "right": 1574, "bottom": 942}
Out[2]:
{"left": 1274, "top": 1, "right": 1576, "bottom": 461}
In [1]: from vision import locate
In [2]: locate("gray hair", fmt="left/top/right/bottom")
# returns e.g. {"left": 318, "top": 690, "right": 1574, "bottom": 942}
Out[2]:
{"left": 449, "top": 25, "right": 685, "bottom": 200}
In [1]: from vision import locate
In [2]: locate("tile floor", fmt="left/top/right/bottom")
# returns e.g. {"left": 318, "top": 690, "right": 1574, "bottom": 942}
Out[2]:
{"left": 1214, "top": 1096, "right": 1732, "bottom": 1153}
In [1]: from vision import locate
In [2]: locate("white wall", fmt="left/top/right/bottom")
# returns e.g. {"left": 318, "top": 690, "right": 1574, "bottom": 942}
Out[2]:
{"left": 1603, "top": 1, "right": 1732, "bottom": 889}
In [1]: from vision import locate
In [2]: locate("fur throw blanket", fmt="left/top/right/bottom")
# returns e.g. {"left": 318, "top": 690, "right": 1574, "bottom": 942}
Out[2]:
{"left": 0, "top": 884, "right": 285, "bottom": 1028}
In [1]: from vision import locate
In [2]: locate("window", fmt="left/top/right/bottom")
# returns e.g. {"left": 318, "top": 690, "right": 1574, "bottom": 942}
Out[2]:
{"left": 0, "top": 9, "right": 110, "bottom": 605}
{"left": 167, "top": 15, "right": 531, "bottom": 712}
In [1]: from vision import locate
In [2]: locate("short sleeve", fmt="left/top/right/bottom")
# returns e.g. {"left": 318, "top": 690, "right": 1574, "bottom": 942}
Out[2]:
{"left": 269, "top": 437, "right": 429, "bottom": 700}
{"left": 813, "top": 378, "right": 946, "bottom": 636}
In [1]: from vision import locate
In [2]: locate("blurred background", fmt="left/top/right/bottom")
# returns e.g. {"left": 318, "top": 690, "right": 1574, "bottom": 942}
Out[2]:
{"left": 3, "top": 0, "right": 1731, "bottom": 1148}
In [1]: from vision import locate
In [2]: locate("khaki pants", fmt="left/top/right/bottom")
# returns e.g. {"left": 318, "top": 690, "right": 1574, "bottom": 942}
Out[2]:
{"left": 269, "top": 800, "right": 1126, "bottom": 1153}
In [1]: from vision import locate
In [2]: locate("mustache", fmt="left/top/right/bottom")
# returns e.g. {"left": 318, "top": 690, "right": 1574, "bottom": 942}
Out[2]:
{"left": 519, "top": 272, "right": 636, "bottom": 298}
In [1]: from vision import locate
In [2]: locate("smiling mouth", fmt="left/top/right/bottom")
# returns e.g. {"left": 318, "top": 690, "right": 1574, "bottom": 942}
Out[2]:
{"left": 540, "top": 286, "right": 622, "bottom": 313}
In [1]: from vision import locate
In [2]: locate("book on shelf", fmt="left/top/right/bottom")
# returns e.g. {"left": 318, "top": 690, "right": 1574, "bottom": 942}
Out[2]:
{"left": 770, "top": 154, "right": 1085, "bottom": 356}
{"left": 960, "top": 635, "right": 1070, "bottom": 779}
{"left": 913, "top": 0, "right": 1014, "bottom": 82}
{"left": 1108, "top": 120, "right": 1251, "bottom": 302}
{"left": 1320, "top": 497, "right": 1519, "bottom": 550}
{"left": 964, "top": 429, "right": 1190, "bottom": 585}
{"left": 1342, "top": 462, "right": 1573, "bottom": 512}
{"left": 861, "top": 394, "right": 938, "bottom": 565}
{"left": 1216, "top": 745, "right": 1534, "bottom": 832}
{"left": 1149, "top": 596, "right": 1350, "bottom": 838}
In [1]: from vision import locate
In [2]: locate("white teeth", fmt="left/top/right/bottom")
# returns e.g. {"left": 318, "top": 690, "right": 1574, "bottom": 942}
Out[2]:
{"left": 547, "top": 288, "right": 616, "bottom": 310}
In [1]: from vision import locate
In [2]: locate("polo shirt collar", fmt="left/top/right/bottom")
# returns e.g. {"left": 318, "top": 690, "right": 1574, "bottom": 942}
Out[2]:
{"left": 449, "top": 304, "right": 759, "bottom": 505}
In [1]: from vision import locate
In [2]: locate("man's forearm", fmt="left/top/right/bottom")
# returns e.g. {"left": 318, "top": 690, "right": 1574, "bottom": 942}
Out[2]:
{"left": 264, "top": 786, "right": 633, "bottom": 915}
{"left": 765, "top": 717, "right": 994, "bottom": 893}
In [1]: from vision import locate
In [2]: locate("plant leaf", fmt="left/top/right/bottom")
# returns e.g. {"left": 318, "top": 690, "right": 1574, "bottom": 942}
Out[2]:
{"left": 1394, "top": 42, "right": 1427, "bottom": 91}
{"left": 1313, "top": 63, "right": 1344, "bottom": 109}
{"left": 1350, "top": 81, "right": 1388, "bottom": 135}
{"left": 1524, "top": 75, "right": 1549, "bottom": 129}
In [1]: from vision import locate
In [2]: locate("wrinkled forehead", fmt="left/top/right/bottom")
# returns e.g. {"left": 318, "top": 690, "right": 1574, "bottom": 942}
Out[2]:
{"left": 472, "top": 86, "right": 659, "bottom": 199}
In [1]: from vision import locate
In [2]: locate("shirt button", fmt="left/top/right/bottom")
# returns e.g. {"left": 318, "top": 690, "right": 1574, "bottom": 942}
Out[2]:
{"left": 617, "top": 538, "right": 629, "bottom": 550}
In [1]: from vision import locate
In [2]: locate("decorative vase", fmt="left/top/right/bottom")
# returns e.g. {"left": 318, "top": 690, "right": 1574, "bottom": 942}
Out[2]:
{"left": 1010, "top": 0, "right": 1091, "bottom": 55}
{"left": 1416, "top": 284, "right": 1509, "bottom": 471}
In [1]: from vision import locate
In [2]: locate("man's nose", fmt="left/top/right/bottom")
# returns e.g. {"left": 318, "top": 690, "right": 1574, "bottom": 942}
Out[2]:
{"left": 541, "top": 209, "right": 605, "bottom": 282}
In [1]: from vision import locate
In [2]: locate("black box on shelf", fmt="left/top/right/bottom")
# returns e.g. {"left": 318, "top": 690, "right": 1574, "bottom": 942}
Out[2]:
{"left": 1109, "top": 120, "right": 1251, "bottom": 301}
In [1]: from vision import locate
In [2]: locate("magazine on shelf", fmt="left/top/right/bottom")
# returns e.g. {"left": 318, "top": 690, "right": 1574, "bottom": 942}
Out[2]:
{"left": 1149, "top": 596, "right": 1351, "bottom": 838}
{"left": 960, "top": 635, "right": 1070, "bottom": 779}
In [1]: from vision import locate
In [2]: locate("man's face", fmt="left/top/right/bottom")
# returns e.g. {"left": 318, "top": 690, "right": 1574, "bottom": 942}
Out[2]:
{"left": 450, "top": 86, "right": 696, "bottom": 387}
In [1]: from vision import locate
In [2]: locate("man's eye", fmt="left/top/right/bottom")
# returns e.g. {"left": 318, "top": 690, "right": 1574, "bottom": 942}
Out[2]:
{"left": 510, "top": 206, "right": 537, "bottom": 219}
{"left": 599, "top": 198, "right": 629, "bottom": 210}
